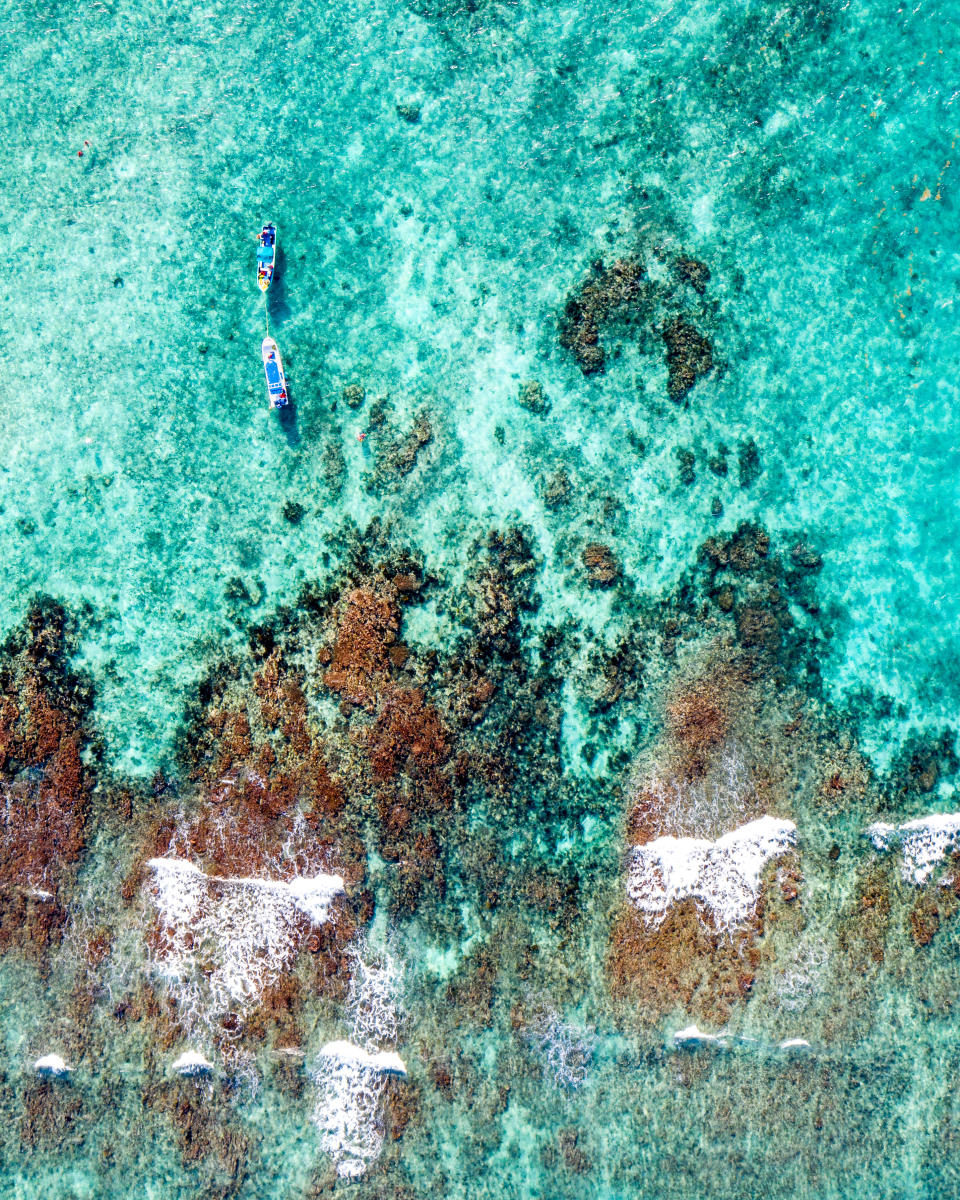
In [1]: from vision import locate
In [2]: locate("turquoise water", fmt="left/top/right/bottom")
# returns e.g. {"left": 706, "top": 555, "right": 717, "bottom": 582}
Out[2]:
{"left": 2, "top": 0, "right": 960, "bottom": 1195}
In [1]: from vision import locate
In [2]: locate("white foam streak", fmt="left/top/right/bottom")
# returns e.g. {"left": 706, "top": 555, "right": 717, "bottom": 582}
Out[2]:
{"left": 34, "top": 1053, "right": 70, "bottom": 1076}
{"left": 319, "top": 1040, "right": 407, "bottom": 1075}
{"left": 673, "top": 1025, "right": 725, "bottom": 1046}
{"left": 626, "top": 815, "right": 797, "bottom": 931}
{"left": 145, "top": 857, "right": 344, "bottom": 1035}
{"left": 172, "top": 1049, "right": 213, "bottom": 1075}
{"left": 866, "top": 813, "right": 960, "bottom": 883}
{"left": 312, "top": 942, "right": 404, "bottom": 1180}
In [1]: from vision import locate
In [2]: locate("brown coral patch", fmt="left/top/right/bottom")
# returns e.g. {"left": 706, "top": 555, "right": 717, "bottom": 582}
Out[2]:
{"left": 19, "top": 1082, "right": 86, "bottom": 1151}
{"left": 665, "top": 679, "right": 732, "bottom": 758}
{"left": 384, "top": 1074, "right": 420, "bottom": 1142}
{"left": 662, "top": 317, "right": 714, "bottom": 401}
{"left": 839, "top": 867, "right": 891, "bottom": 965}
{"left": 608, "top": 902, "right": 762, "bottom": 1027}
{"left": 0, "top": 603, "right": 93, "bottom": 955}
{"left": 446, "top": 946, "right": 500, "bottom": 1027}
{"left": 367, "top": 685, "right": 449, "bottom": 784}
{"left": 581, "top": 543, "right": 620, "bottom": 587}
{"left": 559, "top": 257, "right": 645, "bottom": 374}
{"left": 142, "top": 1077, "right": 251, "bottom": 1175}
{"left": 323, "top": 586, "right": 402, "bottom": 711}
{"left": 909, "top": 893, "right": 941, "bottom": 947}
{"left": 627, "top": 657, "right": 762, "bottom": 844}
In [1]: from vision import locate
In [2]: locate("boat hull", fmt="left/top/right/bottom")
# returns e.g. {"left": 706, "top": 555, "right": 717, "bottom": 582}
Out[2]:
{"left": 256, "top": 223, "right": 277, "bottom": 292}
{"left": 261, "top": 336, "right": 289, "bottom": 408}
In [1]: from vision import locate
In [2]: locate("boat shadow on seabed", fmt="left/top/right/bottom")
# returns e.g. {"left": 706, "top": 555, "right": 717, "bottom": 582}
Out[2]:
{"left": 274, "top": 399, "right": 300, "bottom": 448}
{"left": 266, "top": 243, "right": 293, "bottom": 327}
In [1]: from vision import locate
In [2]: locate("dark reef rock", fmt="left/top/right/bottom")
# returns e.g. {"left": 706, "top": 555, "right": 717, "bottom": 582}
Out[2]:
{"left": 883, "top": 731, "right": 958, "bottom": 808}
{"left": 322, "top": 440, "right": 346, "bottom": 496}
{"left": 0, "top": 601, "right": 94, "bottom": 957}
{"left": 676, "top": 448, "right": 696, "bottom": 486}
{"left": 581, "top": 543, "right": 621, "bottom": 587}
{"left": 395, "top": 101, "right": 422, "bottom": 124}
{"left": 738, "top": 437, "right": 762, "bottom": 489}
{"left": 559, "top": 257, "right": 645, "bottom": 374}
{"left": 662, "top": 317, "right": 714, "bottom": 401}
{"left": 516, "top": 380, "right": 550, "bottom": 416}
{"left": 559, "top": 1128, "right": 591, "bottom": 1174}
{"left": 736, "top": 604, "right": 781, "bottom": 651}
{"left": 541, "top": 467, "right": 571, "bottom": 508}
{"left": 342, "top": 382, "right": 366, "bottom": 408}
{"left": 375, "top": 411, "right": 433, "bottom": 483}
{"left": 674, "top": 255, "right": 711, "bottom": 294}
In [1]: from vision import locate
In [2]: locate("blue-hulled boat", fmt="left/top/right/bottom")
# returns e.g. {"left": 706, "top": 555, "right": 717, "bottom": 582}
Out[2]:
{"left": 256, "top": 222, "right": 276, "bottom": 292}
{"left": 261, "top": 336, "right": 289, "bottom": 408}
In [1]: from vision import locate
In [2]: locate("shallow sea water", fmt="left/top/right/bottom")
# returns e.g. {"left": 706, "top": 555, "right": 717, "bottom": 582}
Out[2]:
{"left": 2, "top": 0, "right": 960, "bottom": 1196}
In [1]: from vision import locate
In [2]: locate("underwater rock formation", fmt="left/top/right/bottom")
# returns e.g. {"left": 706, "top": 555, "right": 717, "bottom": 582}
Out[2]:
{"left": 516, "top": 380, "right": 550, "bottom": 416}
{"left": 662, "top": 317, "right": 714, "bottom": 401}
{"left": 0, "top": 602, "right": 94, "bottom": 958}
{"left": 581, "top": 543, "right": 620, "bottom": 586}
{"left": 673, "top": 255, "right": 711, "bottom": 295}
{"left": 1, "top": 511, "right": 948, "bottom": 1195}
{"left": 559, "top": 257, "right": 645, "bottom": 374}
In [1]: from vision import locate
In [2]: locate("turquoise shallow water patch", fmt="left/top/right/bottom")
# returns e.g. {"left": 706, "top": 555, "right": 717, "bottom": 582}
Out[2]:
{"left": 2, "top": 0, "right": 958, "bottom": 772}
{"left": 2, "top": 0, "right": 960, "bottom": 1196}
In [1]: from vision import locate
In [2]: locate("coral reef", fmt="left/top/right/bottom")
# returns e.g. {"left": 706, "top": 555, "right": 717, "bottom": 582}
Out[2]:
{"left": 673, "top": 255, "right": 711, "bottom": 295}
{"left": 581, "top": 543, "right": 620, "bottom": 587}
{"left": 373, "top": 411, "right": 433, "bottom": 485}
{"left": 323, "top": 585, "right": 403, "bottom": 712}
{"left": 559, "top": 257, "right": 645, "bottom": 374}
{"left": 0, "top": 602, "right": 94, "bottom": 958}
{"left": 516, "top": 380, "right": 550, "bottom": 416}
{"left": 2, "top": 512, "right": 944, "bottom": 1196}
{"left": 662, "top": 317, "right": 714, "bottom": 401}
{"left": 608, "top": 899, "right": 766, "bottom": 1028}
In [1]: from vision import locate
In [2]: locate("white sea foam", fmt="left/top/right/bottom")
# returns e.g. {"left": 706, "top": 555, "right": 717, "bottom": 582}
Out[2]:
{"left": 773, "top": 942, "right": 829, "bottom": 1013}
{"left": 311, "top": 941, "right": 404, "bottom": 1180}
{"left": 144, "top": 857, "right": 344, "bottom": 1037}
{"left": 633, "top": 744, "right": 759, "bottom": 841}
{"left": 866, "top": 813, "right": 960, "bottom": 884}
{"left": 779, "top": 1038, "right": 811, "bottom": 1050}
{"left": 523, "top": 1002, "right": 595, "bottom": 1089}
{"left": 172, "top": 1049, "right": 213, "bottom": 1075}
{"left": 626, "top": 816, "right": 797, "bottom": 931}
{"left": 34, "top": 1053, "right": 70, "bottom": 1076}
{"left": 673, "top": 1024, "right": 726, "bottom": 1047}
{"left": 319, "top": 1040, "right": 407, "bottom": 1075}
